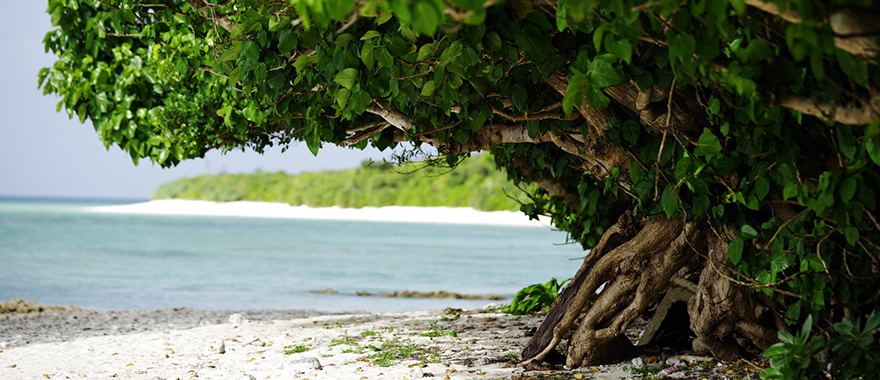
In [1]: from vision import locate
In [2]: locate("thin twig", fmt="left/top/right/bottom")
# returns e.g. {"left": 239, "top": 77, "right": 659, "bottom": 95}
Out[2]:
{"left": 392, "top": 62, "right": 441, "bottom": 80}
{"left": 335, "top": 13, "right": 358, "bottom": 35}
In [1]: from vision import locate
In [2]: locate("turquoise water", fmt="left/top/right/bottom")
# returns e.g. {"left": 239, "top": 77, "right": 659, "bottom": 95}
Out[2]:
{"left": 0, "top": 198, "right": 585, "bottom": 313}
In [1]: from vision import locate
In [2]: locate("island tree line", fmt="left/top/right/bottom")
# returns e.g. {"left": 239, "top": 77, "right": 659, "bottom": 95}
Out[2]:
{"left": 41, "top": 0, "right": 880, "bottom": 376}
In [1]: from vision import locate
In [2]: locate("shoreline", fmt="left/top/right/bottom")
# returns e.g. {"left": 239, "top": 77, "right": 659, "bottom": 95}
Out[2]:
{"left": 85, "top": 199, "right": 554, "bottom": 227}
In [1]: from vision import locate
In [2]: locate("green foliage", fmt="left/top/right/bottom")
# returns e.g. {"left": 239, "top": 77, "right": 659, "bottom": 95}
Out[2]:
{"left": 762, "top": 313, "right": 880, "bottom": 380}
{"left": 41, "top": 0, "right": 880, "bottom": 357}
{"left": 502, "top": 278, "right": 570, "bottom": 315}
{"left": 363, "top": 338, "right": 442, "bottom": 367}
{"left": 152, "top": 153, "right": 531, "bottom": 211}
{"left": 283, "top": 344, "right": 311, "bottom": 354}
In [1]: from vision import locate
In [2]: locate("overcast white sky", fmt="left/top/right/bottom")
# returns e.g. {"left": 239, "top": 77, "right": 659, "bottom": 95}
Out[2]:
{"left": 0, "top": 3, "right": 400, "bottom": 200}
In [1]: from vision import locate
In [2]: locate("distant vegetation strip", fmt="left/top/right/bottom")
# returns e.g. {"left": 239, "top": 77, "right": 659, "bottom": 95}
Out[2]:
{"left": 152, "top": 153, "right": 531, "bottom": 211}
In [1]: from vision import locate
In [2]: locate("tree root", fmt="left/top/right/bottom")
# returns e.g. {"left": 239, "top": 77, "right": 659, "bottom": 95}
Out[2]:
{"left": 522, "top": 216, "right": 783, "bottom": 367}
{"left": 688, "top": 231, "right": 783, "bottom": 360}
{"left": 522, "top": 213, "right": 704, "bottom": 367}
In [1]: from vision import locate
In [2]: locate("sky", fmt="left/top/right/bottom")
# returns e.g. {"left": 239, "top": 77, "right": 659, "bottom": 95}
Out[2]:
{"left": 0, "top": 3, "right": 400, "bottom": 200}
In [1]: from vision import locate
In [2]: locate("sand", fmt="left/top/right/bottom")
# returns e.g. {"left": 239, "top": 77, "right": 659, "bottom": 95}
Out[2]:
{"left": 0, "top": 305, "right": 764, "bottom": 380}
{"left": 0, "top": 308, "right": 636, "bottom": 380}
{"left": 85, "top": 200, "right": 554, "bottom": 228}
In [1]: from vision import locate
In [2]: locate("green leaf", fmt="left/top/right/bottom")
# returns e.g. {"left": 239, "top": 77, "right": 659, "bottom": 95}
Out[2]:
{"left": 360, "top": 30, "right": 380, "bottom": 40}
{"left": 336, "top": 88, "right": 351, "bottom": 108}
{"left": 621, "top": 120, "right": 640, "bottom": 144}
{"left": 694, "top": 128, "right": 722, "bottom": 157}
{"left": 728, "top": 238, "right": 744, "bottom": 265}
{"left": 562, "top": 74, "right": 586, "bottom": 116}
{"left": 349, "top": 90, "right": 372, "bottom": 114}
{"left": 693, "top": 193, "right": 710, "bottom": 216}
{"left": 278, "top": 29, "right": 299, "bottom": 53}
{"left": 241, "top": 41, "right": 260, "bottom": 63}
{"left": 411, "top": 1, "right": 441, "bottom": 35}
{"left": 837, "top": 126, "right": 857, "bottom": 160}
{"left": 360, "top": 43, "right": 375, "bottom": 69}
{"left": 783, "top": 182, "right": 799, "bottom": 200}
{"left": 754, "top": 177, "right": 770, "bottom": 200}
{"left": 588, "top": 59, "right": 623, "bottom": 87}
{"left": 669, "top": 32, "right": 696, "bottom": 61}
{"left": 334, "top": 68, "right": 358, "bottom": 90}
{"left": 376, "top": 12, "right": 393, "bottom": 25}
{"left": 375, "top": 46, "right": 394, "bottom": 68}
{"left": 421, "top": 80, "right": 437, "bottom": 97}
{"left": 606, "top": 39, "right": 633, "bottom": 64}
{"left": 516, "top": 24, "right": 553, "bottom": 63}
{"left": 306, "top": 131, "right": 321, "bottom": 156}
{"left": 763, "top": 344, "right": 789, "bottom": 358}
{"left": 439, "top": 41, "right": 463, "bottom": 66}
{"left": 844, "top": 225, "right": 860, "bottom": 246}
{"left": 867, "top": 136, "right": 880, "bottom": 166}
{"left": 741, "top": 224, "right": 759, "bottom": 239}
{"left": 584, "top": 86, "right": 610, "bottom": 109}
{"left": 661, "top": 185, "right": 678, "bottom": 218}
{"left": 840, "top": 176, "right": 857, "bottom": 203}
{"left": 417, "top": 43, "right": 436, "bottom": 61}
{"left": 219, "top": 42, "right": 245, "bottom": 61}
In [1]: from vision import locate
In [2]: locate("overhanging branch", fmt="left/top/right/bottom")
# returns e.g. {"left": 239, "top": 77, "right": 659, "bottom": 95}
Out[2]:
{"left": 746, "top": 0, "right": 880, "bottom": 60}
{"left": 778, "top": 94, "right": 880, "bottom": 125}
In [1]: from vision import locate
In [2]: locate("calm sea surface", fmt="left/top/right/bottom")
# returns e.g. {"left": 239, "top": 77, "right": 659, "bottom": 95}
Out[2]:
{"left": 0, "top": 198, "right": 585, "bottom": 313}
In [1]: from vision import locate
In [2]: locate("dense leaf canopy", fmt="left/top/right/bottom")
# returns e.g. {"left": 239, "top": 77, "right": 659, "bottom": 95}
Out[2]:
{"left": 43, "top": 0, "right": 880, "bottom": 372}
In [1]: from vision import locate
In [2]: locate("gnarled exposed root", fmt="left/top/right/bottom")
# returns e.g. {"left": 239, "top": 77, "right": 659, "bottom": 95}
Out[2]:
{"left": 565, "top": 219, "right": 701, "bottom": 367}
{"left": 522, "top": 216, "right": 784, "bottom": 368}
{"left": 522, "top": 214, "right": 704, "bottom": 367}
{"left": 688, "top": 231, "right": 783, "bottom": 360}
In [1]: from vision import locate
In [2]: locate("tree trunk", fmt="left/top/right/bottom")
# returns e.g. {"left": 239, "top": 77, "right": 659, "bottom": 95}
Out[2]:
{"left": 521, "top": 215, "right": 782, "bottom": 367}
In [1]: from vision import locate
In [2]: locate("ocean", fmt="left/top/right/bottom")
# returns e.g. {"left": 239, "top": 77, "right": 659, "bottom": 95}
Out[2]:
{"left": 0, "top": 198, "right": 586, "bottom": 313}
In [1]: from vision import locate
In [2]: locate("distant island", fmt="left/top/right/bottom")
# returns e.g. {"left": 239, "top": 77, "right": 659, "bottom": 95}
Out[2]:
{"left": 153, "top": 153, "right": 531, "bottom": 212}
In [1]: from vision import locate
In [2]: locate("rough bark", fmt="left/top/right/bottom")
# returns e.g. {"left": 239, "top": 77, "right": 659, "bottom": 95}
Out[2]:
{"left": 778, "top": 94, "right": 880, "bottom": 125}
{"left": 521, "top": 211, "right": 642, "bottom": 363}
{"left": 688, "top": 229, "right": 783, "bottom": 360}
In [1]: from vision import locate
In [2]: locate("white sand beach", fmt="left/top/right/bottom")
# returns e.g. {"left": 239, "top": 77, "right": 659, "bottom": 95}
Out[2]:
{"left": 86, "top": 200, "right": 554, "bottom": 227}
{"left": 0, "top": 309, "right": 637, "bottom": 380}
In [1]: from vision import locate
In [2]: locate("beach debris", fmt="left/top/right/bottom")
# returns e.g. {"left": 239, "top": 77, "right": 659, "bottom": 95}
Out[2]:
{"left": 286, "top": 357, "right": 322, "bottom": 371}
{"left": 407, "top": 366, "right": 425, "bottom": 378}
{"left": 228, "top": 313, "right": 244, "bottom": 324}
{"left": 235, "top": 374, "right": 256, "bottom": 380}
{"left": 630, "top": 356, "right": 644, "bottom": 367}
{"left": 658, "top": 364, "right": 683, "bottom": 376}
{"left": 354, "top": 290, "right": 505, "bottom": 300}
{"left": 218, "top": 341, "right": 226, "bottom": 354}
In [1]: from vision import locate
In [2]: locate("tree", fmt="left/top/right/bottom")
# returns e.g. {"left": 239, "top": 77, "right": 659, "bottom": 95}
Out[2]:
{"left": 42, "top": 0, "right": 880, "bottom": 371}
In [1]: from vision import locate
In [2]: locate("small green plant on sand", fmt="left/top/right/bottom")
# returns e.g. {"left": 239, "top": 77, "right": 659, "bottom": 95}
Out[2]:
{"left": 502, "top": 278, "right": 570, "bottom": 315}
{"left": 283, "top": 344, "right": 310, "bottom": 354}
{"left": 330, "top": 335, "right": 359, "bottom": 346}
{"left": 420, "top": 323, "right": 458, "bottom": 337}
{"left": 363, "top": 339, "right": 441, "bottom": 367}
